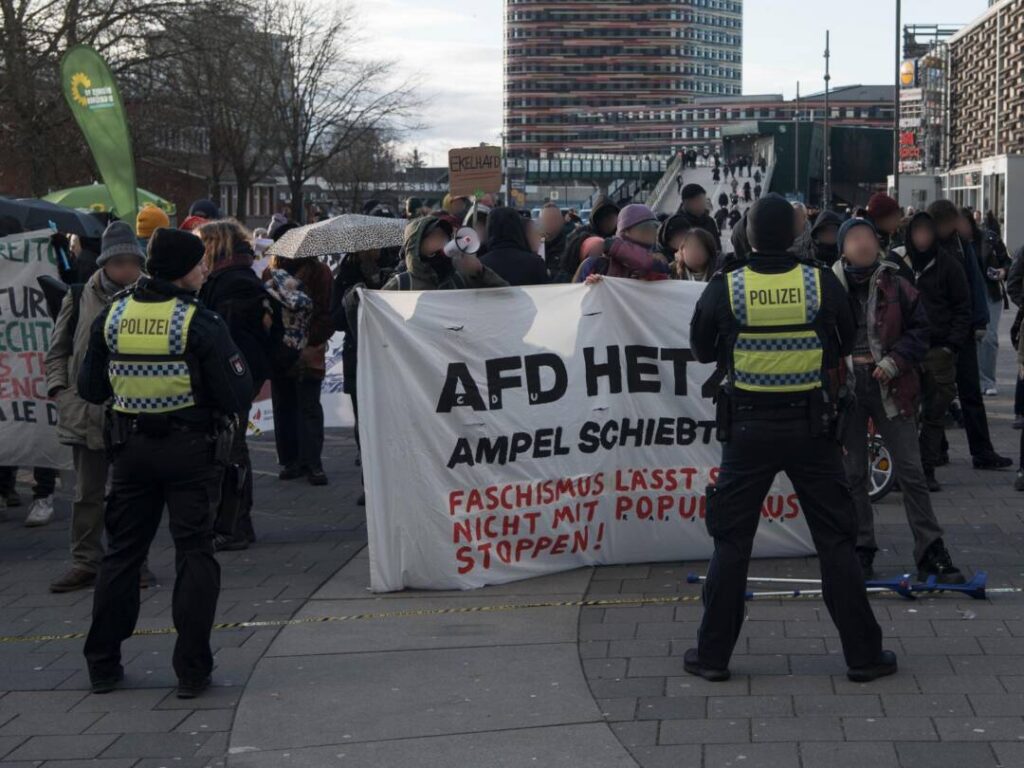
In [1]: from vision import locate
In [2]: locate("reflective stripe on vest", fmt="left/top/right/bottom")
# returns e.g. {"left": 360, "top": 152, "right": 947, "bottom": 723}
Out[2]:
{"left": 727, "top": 264, "right": 824, "bottom": 393}
{"left": 104, "top": 296, "right": 198, "bottom": 414}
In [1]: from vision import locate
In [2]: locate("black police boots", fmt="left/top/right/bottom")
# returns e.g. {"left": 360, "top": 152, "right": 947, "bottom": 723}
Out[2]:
{"left": 847, "top": 650, "right": 898, "bottom": 683}
{"left": 683, "top": 648, "right": 730, "bottom": 682}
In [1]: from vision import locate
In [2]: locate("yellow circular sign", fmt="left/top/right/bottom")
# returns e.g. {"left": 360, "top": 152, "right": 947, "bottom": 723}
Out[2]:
{"left": 900, "top": 60, "right": 916, "bottom": 87}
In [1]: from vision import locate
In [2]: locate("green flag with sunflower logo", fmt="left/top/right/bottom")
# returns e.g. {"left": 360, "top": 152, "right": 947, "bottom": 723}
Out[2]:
{"left": 60, "top": 45, "right": 139, "bottom": 225}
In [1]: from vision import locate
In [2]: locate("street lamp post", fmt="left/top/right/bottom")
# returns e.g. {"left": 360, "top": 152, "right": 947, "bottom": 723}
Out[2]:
{"left": 823, "top": 30, "right": 831, "bottom": 209}
{"left": 893, "top": 0, "right": 902, "bottom": 200}
{"left": 794, "top": 81, "right": 800, "bottom": 201}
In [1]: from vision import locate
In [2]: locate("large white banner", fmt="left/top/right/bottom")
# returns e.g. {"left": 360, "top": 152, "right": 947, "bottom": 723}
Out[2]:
{"left": 0, "top": 232, "right": 72, "bottom": 469}
{"left": 359, "top": 279, "right": 815, "bottom": 592}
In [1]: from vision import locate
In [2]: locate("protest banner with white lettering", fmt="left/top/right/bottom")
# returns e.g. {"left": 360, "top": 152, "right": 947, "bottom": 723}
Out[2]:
{"left": 358, "top": 279, "right": 815, "bottom": 592}
{"left": 0, "top": 232, "right": 73, "bottom": 469}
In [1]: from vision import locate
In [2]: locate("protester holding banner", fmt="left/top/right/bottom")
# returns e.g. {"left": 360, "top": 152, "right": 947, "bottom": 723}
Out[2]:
{"left": 561, "top": 197, "right": 619, "bottom": 279}
{"left": 671, "top": 229, "right": 716, "bottom": 282}
{"left": 686, "top": 194, "right": 894, "bottom": 683}
{"left": 481, "top": 207, "right": 547, "bottom": 287}
{"left": 198, "top": 220, "right": 273, "bottom": 547}
{"left": 576, "top": 204, "right": 668, "bottom": 282}
{"left": 43, "top": 221, "right": 148, "bottom": 592}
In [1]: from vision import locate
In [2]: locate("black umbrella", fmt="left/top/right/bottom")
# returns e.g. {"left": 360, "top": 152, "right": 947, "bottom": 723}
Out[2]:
{"left": 0, "top": 197, "right": 105, "bottom": 238}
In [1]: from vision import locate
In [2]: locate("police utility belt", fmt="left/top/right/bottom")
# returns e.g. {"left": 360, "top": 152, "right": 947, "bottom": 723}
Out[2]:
{"left": 107, "top": 410, "right": 237, "bottom": 465}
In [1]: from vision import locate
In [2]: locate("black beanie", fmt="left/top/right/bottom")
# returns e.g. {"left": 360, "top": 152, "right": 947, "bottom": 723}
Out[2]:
{"left": 680, "top": 183, "right": 706, "bottom": 201}
{"left": 746, "top": 193, "right": 796, "bottom": 253}
{"left": 146, "top": 228, "right": 205, "bottom": 281}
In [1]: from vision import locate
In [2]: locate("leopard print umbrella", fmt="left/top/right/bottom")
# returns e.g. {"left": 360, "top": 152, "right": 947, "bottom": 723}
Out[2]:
{"left": 266, "top": 214, "right": 405, "bottom": 259}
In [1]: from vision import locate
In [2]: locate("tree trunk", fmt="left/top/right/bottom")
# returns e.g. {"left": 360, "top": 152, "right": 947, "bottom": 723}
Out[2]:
{"left": 290, "top": 180, "right": 305, "bottom": 224}
{"left": 235, "top": 171, "right": 251, "bottom": 222}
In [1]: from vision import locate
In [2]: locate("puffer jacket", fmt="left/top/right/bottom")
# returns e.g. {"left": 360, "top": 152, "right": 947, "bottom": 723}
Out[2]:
{"left": 832, "top": 258, "right": 929, "bottom": 419}
{"left": 44, "top": 269, "right": 122, "bottom": 450}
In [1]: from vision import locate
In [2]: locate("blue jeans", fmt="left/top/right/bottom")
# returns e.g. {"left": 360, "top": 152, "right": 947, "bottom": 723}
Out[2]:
{"left": 978, "top": 298, "right": 1003, "bottom": 391}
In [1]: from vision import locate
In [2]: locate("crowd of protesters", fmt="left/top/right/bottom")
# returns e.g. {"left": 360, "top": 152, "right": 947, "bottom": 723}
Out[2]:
{"left": 3, "top": 180, "right": 1022, "bottom": 600}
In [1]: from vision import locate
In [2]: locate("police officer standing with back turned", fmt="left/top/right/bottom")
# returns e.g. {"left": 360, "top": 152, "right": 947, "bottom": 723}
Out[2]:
{"left": 77, "top": 227, "right": 252, "bottom": 698}
{"left": 685, "top": 194, "right": 897, "bottom": 684}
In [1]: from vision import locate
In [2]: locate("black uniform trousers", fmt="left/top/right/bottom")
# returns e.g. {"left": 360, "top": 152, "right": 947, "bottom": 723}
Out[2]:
{"left": 84, "top": 428, "right": 221, "bottom": 684}
{"left": 697, "top": 417, "right": 883, "bottom": 671}
{"left": 954, "top": 337, "right": 996, "bottom": 458}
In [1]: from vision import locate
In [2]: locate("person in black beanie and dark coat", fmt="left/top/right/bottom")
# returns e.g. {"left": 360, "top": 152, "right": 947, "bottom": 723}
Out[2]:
{"left": 677, "top": 183, "right": 722, "bottom": 253}
{"left": 76, "top": 226, "right": 252, "bottom": 700}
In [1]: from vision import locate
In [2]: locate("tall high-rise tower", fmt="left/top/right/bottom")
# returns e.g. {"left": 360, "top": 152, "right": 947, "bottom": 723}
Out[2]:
{"left": 504, "top": 0, "right": 743, "bottom": 158}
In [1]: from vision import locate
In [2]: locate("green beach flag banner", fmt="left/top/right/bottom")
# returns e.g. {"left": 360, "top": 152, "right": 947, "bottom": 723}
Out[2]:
{"left": 60, "top": 45, "right": 138, "bottom": 224}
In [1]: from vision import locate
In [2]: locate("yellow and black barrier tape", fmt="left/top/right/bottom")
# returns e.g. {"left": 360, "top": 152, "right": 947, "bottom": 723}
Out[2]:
{"left": 2, "top": 587, "right": 1018, "bottom": 645}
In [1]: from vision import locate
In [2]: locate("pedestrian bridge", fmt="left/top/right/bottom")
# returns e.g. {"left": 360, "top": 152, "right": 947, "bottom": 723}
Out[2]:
{"left": 510, "top": 156, "right": 671, "bottom": 183}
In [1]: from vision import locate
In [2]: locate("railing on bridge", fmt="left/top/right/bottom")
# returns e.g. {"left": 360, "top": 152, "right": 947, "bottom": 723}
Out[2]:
{"left": 509, "top": 156, "right": 670, "bottom": 181}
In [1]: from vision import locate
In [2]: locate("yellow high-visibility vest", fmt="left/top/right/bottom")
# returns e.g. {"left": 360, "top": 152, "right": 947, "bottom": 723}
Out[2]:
{"left": 104, "top": 295, "right": 198, "bottom": 414}
{"left": 726, "top": 264, "right": 824, "bottom": 393}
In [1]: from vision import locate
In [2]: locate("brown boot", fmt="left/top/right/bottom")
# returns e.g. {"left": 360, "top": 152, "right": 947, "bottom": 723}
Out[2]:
{"left": 50, "top": 567, "right": 96, "bottom": 593}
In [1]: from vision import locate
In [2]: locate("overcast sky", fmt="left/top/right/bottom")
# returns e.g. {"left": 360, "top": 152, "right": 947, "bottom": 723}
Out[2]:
{"left": 360, "top": 0, "right": 987, "bottom": 165}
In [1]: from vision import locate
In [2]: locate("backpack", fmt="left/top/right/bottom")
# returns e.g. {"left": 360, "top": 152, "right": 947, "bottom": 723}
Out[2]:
{"left": 263, "top": 268, "right": 313, "bottom": 374}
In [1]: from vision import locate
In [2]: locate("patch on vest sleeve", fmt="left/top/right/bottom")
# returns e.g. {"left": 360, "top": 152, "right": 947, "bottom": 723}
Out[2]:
{"left": 229, "top": 354, "right": 247, "bottom": 377}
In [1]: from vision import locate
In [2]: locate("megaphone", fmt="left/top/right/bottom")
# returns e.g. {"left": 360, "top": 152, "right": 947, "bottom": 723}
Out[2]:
{"left": 444, "top": 227, "right": 481, "bottom": 259}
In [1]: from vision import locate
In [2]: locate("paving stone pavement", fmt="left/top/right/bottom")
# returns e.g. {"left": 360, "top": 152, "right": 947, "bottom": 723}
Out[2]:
{"left": 0, "top": 429, "right": 367, "bottom": 767}
{"left": 1, "top": 343, "right": 1022, "bottom": 767}
{"left": 578, "top": 345, "right": 1024, "bottom": 768}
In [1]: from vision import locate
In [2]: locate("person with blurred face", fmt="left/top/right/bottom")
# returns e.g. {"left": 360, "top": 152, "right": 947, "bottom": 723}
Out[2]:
{"left": 539, "top": 203, "right": 568, "bottom": 279}
{"left": 44, "top": 222, "right": 148, "bottom": 592}
{"left": 866, "top": 193, "right": 902, "bottom": 251}
{"left": 835, "top": 218, "right": 963, "bottom": 583}
{"left": 927, "top": 199, "right": 1011, "bottom": 472}
{"left": 672, "top": 229, "right": 716, "bottom": 281}
{"left": 677, "top": 184, "right": 722, "bottom": 253}
{"left": 887, "top": 212, "right": 972, "bottom": 490}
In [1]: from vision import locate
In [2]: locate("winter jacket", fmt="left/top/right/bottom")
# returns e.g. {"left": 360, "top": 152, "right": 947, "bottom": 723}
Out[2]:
{"left": 543, "top": 225, "right": 569, "bottom": 282}
{"left": 832, "top": 258, "right": 928, "bottom": 418}
{"left": 44, "top": 269, "right": 121, "bottom": 450}
{"left": 1007, "top": 245, "right": 1024, "bottom": 308}
{"left": 382, "top": 216, "right": 508, "bottom": 291}
{"left": 791, "top": 221, "right": 813, "bottom": 261}
{"left": 481, "top": 207, "right": 548, "bottom": 286}
{"left": 938, "top": 234, "right": 989, "bottom": 331}
{"left": 264, "top": 257, "right": 333, "bottom": 379}
{"left": 973, "top": 228, "right": 1012, "bottom": 303}
{"left": 887, "top": 214, "right": 970, "bottom": 352}
{"left": 199, "top": 259, "right": 272, "bottom": 397}
{"left": 561, "top": 198, "right": 619, "bottom": 277}
{"left": 674, "top": 208, "right": 722, "bottom": 253}
{"left": 333, "top": 254, "right": 385, "bottom": 396}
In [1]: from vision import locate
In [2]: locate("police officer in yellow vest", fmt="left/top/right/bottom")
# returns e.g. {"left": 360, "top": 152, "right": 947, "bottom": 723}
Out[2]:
{"left": 686, "top": 195, "right": 896, "bottom": 684}
{"left": 77, "top": 227, "right": 252, "bottom": 698}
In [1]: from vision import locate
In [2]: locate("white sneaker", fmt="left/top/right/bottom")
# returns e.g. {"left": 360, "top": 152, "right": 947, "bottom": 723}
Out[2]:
{"left": 24, "top": 496, "right": 54, "bottom": 527}
{"left": 984, "top": 387, "right": 998, "bottom": 396}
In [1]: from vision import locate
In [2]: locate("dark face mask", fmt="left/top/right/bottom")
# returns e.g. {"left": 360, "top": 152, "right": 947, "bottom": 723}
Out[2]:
{"left": 815, "top": 241, "right": 838, "bottom": 262}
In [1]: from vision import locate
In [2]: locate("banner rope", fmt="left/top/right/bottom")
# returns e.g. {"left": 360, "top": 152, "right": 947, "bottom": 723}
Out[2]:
{"left": 1, "top": 587, "right": 1019, "bottom": 645}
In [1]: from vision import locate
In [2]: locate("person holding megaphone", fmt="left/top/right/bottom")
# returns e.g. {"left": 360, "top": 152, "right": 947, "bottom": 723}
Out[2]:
{"left": 381, "top": 215, "right": 508, "bottom": 291}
